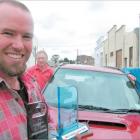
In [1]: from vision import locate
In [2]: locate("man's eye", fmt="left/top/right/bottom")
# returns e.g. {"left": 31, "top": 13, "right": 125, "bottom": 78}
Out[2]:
{"left": 3, "top": 32, "right": 13, "bottom": 36}
{"left": 23, "top": 35, "right": 33, "bottom": 40}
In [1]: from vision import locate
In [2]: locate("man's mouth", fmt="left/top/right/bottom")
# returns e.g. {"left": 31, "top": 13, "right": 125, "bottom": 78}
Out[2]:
{"left": 7, "top": 53, "right": 24, "bottom": 59}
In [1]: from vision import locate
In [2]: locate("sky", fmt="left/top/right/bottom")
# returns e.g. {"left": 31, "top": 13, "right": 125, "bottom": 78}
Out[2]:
{"left": 21, "top": 0, "right": 140, "bottom": 60}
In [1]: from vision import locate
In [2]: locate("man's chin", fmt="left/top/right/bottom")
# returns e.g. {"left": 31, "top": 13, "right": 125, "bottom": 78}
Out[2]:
{"left": 0, "top": 63, "right": 27, "bottom": 77}
{"left": 8, "top": 65, "right": 27, "bottom": 77}
{"left": 9, "top": 70, "right": 25, "bottom": 77}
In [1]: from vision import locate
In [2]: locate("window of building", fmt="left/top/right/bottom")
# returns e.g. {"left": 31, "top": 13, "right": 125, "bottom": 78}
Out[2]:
{"left": 110, "top": 51, "right": 113, "bottom": 57}
{"left": 124, "top": 57, "right": 127, "bottom": 67}
{"left": 105, "top": 54, "right": 107, "bottom": 66}
{"left": 129, "top": 46, "right": 133, "bottom": 67}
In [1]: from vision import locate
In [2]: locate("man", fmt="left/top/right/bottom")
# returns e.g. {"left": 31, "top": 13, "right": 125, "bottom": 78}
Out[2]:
{"left": 27, "top": 50, "right": 53, "bottom": 91}
{"left": 0, "top": 0, "right": 82, "bottom": 139}
{"left": 0, "top": 0, "right": 49, "bottom": 139}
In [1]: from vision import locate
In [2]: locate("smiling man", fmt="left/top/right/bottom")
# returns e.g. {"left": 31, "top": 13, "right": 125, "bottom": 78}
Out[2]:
{"left": 0, "top": 3, "right": 33, "bottom": 79}
{"left": 0, "top": 0, "right": 49, "bottom": 140}
{"left": 0, "top": 0, "right": 84, "bottom": 140}
{"left": 27, "top": 50, "right": 54, "bottom": 91}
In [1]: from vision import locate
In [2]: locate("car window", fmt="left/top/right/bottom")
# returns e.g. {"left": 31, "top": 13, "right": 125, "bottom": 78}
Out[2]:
{"left": 65, "top": 74, "right": 91, "bottom": 82}
{"left": 44, "top": 68, "right": 140, "bottom": 110}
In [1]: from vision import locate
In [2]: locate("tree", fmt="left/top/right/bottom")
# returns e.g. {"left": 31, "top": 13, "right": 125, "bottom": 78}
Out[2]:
{"left": 51, "top": 54, "right": 60, "bottom": 66}
{"left": 64, "top": 57, "right": 69, "bottom": 63}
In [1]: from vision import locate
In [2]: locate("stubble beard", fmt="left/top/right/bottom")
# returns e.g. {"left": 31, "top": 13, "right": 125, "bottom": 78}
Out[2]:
{"left": 0, "top": 63, "right": 27, "bottom": 77}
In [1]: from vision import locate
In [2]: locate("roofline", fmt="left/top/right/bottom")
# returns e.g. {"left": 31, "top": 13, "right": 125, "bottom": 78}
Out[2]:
{"left": 59, "top": 64, "right": 124, "bottom": 75}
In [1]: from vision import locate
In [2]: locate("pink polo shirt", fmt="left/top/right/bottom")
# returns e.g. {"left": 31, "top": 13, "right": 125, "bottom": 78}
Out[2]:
{"left": 27, "top": 64, "right": 54, "bottom": 91}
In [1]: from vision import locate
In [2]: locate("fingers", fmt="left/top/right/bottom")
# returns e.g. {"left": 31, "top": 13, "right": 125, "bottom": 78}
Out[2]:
{"left": 75, "top": 134, "right": 82, "bottom": 140}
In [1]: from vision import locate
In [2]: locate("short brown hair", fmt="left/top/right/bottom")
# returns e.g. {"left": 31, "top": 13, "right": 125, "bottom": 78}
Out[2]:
{"left": 0, "top": 0, "right": 30, "bottom": 12}
{"left": 37, "top": 50, "right": 48, "bottom": 59}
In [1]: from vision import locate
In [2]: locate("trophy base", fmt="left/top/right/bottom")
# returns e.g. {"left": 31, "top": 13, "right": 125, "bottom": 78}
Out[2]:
{"left": 61, "top": 123, "right": 88, "bottom": 140}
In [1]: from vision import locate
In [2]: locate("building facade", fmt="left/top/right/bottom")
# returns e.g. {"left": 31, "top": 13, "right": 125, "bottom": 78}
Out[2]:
{"left": 96, "top": 25, "right": 139, "bottom": 68}
{"left": 77, "top": 55, "right": 94, "bottom": 65}
{"left": 94, "top": 36, "right": 104, "bottom": 66}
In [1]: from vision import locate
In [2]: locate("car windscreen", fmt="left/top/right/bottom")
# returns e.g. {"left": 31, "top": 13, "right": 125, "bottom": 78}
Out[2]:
{"left": 43, "top": 68, "right": 140, "bottom": 110}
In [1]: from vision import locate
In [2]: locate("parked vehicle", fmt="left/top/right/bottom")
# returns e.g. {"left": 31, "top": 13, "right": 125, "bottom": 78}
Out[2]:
{"left": 43, "top": 64, "right": 140, "bottom": 139}
{"left": 122, "top": 67, "right": 140, "bottom": 93}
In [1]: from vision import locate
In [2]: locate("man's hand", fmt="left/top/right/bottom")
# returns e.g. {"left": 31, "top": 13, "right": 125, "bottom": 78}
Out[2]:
{"left": 75, "top": 131, "right": 93, "bottom": 140}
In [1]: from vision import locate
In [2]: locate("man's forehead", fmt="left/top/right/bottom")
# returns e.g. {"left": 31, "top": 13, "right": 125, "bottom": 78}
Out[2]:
{"left": 0, "top": 3, "right": 31, "bottom": 18}
{"left": 0, "top": 3, "right": 34, "bottom": 33}
{"left": 0, "top": 3, "right": 18, "bottom": 10}
{"left": 37, "top": 53, "right": 47, "bottom": 58}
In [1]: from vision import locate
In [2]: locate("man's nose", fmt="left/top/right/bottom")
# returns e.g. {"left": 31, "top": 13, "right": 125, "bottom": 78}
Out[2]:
{"left": 12, "top": 36, "right": 24, "bottom": 49}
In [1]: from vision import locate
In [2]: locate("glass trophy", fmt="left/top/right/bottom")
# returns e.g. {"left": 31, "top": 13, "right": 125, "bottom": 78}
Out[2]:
{"left": 26, "top": 101, "right": 48, "bottom": 139}
{"left": 57, "top": 86, "right": 89, "bottom": 140}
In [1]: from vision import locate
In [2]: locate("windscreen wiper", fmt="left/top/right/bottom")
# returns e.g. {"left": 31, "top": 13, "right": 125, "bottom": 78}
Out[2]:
{"left": 78, "top": 105, "right": 140, "bottom": 114}
{"left": 78, "top": 105, "right": 110, "bottom": 111}
{"left": 109, "top": 109, "right": 140, "bottom": 114}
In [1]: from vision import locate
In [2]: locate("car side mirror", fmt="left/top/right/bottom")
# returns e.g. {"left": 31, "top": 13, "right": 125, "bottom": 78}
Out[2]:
{"left": 127, "top": 74, "right": 136, "bottom": 86}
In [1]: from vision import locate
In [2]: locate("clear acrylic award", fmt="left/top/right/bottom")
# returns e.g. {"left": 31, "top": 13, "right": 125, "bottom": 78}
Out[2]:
{"left": 57, "top": 86, "right": 89, "bottom": 140}
{"left": 26, "top": 101, "right": 48, "bottom": 139}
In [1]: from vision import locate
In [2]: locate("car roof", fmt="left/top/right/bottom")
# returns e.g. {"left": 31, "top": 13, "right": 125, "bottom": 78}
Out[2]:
{"left": 59, "top": 64, "right": 124, "bottom": 75}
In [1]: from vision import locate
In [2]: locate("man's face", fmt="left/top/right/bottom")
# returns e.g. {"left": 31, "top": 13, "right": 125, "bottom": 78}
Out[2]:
{"left": 36, "top": 53, "right": 47, "bottom": 68}
{"left": 0, "top": 4, "right": 34, "bottom": 77}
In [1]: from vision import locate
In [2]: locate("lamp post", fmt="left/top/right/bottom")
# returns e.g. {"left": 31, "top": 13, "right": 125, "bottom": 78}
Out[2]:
{"left": 33, "top": 36, "right": 38, "bottom": 65}
{"left": 138, "top": 14, "right": 140, "bottom": 67}
{"left": 76, "top": 49, "right": 79, "bottom": 64}
{"left": 34, "top": 45, "right": 38, "bottom": 64}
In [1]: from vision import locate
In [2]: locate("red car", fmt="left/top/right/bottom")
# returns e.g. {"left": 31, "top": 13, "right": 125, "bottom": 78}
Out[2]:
{"left": 43, "top": 64, "right": 140, "bottom": 140}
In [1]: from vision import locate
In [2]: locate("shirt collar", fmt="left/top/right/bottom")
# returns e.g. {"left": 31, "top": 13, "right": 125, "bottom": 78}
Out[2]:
{"left": 36, "top": 64, "right": 49, "bottom": 71}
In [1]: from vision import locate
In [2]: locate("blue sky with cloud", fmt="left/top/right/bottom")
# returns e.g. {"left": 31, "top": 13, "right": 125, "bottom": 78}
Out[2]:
{"left": 22, "top": 0, "right": 140, "bottom": 60}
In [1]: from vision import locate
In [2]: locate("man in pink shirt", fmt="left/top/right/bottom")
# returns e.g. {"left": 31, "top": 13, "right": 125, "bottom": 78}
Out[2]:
{"left": 27, "top": 50, "right": 54, "bottom": 91}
